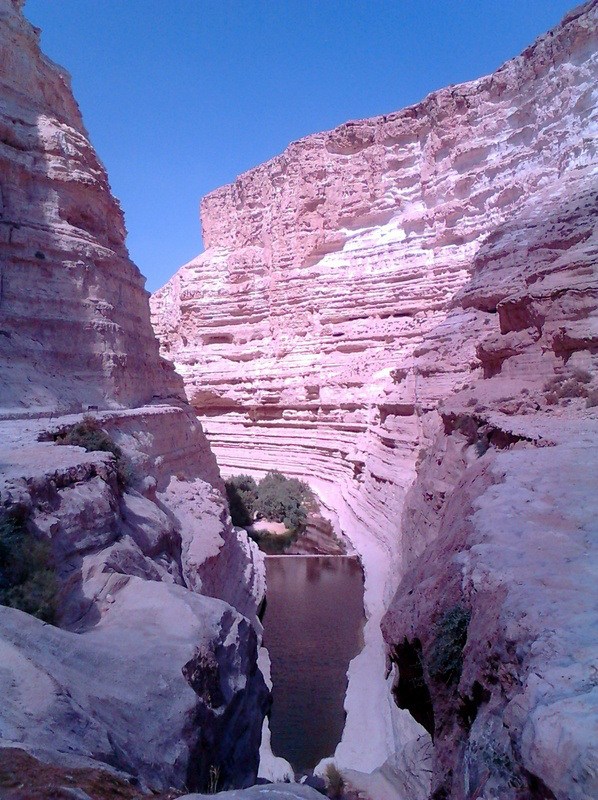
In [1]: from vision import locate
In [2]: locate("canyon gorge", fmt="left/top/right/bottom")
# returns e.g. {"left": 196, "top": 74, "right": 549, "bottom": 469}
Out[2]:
{"left": 0, "top": 0, "right": 597, "bottom": 798}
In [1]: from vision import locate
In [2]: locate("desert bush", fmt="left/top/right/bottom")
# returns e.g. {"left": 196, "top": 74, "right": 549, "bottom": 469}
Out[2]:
{"left": 53, "top": 416, "right": 134, "bottom": 489}
{"left": 253, "top": 470, "right": 312, "bottom": 530}
{"left": 544, "top": 369, "right": 595, "bottom": 406}
{"left": 428, "top": 604, "right": 470, "bottom": 686}
{"left": 325, "top": 763, "right": 345, "bottom": 798}
{"left": 225, "top": 474, "right": 258, "bottom": 527}
{"left": 0, "top": 510, "right": 58, "bottom": 623}
{"left": 225, "top": 470, "right": 313, "bottom": 532}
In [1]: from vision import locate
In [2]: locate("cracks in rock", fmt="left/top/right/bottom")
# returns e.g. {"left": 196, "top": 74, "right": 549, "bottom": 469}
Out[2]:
{"left": 390, "top": 637, "right": 435, "bottom": 738}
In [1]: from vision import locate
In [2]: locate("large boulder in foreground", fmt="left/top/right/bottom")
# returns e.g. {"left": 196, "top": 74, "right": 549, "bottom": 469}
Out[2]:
{"left": 0, "top": 408, "right": 269, "bottom": 792}
{"left": 0, "top": 580, "right": 267, "bottom": 792}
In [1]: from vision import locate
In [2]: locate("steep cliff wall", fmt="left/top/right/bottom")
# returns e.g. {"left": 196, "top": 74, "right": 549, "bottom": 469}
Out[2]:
{"left": 0, "top": 1, "right": 271, "bottom": 792}
{"left": 0, "top": 0, "right": 181, "bottom": 413}
{"left": 152, "top": 3, "right": 598, "bottom": 796}
{"left": 152, "top": 0, "right": 597, "bottom": 579}
{"left": 381, "top": 176, "right": 598, "bottom": 799}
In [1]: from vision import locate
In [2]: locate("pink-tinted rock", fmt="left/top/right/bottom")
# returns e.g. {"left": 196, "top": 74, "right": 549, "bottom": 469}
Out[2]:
{"left": 0, "top": 0, "right": 182, "bottom": 413}
{"left": 0, "top": 0, "right": 270, "bottom": 791}
{"left": 151, "top": 0, "right": 598, "bottom": 577}
{"left": 151, "top": 3, "right": 598, "bottom": 796}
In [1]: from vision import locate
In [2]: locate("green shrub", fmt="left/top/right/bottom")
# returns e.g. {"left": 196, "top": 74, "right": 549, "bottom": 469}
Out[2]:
{"left": 225, "top": 470, "right": 313, "bottom": 533}
{"left": 253, "top": 470, "right": 312, "bottom": 531}
{"left": 428, "top": 604, "right": 470, "bottom": 685}
{"left": 0, "top": 511, "right": 58, "bottom": 623}
{"left": 225, "top": 474, "right": 258, "bottom": 527}
{"left": 53, "top": 416, "right": 134, "bottom": 489}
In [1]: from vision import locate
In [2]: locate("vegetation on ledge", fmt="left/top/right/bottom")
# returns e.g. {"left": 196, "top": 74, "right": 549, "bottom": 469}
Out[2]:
{"left": 428, "top": 604, "right": 471, "bottom": 686}
{"left": 0, "top": 510, "right": 58, "bottom": 623}
{"left": 225, "top": 470, "right": 314, "bottom": 553}
{"left": 49, "top": 416, "right": 134, "bottom": 489}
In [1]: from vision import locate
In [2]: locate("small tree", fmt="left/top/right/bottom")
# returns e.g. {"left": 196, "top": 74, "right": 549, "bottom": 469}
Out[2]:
{"left": 253, "top": 470, "right": 312, "bottom": 530}
{"left": 225, "top": 474, "right": 258, "bottom": 527}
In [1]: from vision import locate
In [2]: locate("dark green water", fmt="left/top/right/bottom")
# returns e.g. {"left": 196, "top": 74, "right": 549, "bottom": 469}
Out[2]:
{"left": 263, "top": 555, "right": 365, "bottom": 773}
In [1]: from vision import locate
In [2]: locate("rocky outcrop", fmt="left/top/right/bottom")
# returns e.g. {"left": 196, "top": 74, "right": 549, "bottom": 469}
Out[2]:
{"left": 0, "top": 748, "right": 323, "bottom": 800}
{"left": 379, "top": 176, "right": 598, "bottom": 799}
{"left": 0, "top": 0, "right": 181, "bottom": 413}
{"left": 151, "top": 0, "right": 597, "bottom": 573}
{"left": 0, "top": 407, "right": 270, "bottom": 792}
{"left": 152, "top": 2, "right": 598, "bottom": 797}
{"left": 0, "top": 0, "right": 270, "bottom": 792}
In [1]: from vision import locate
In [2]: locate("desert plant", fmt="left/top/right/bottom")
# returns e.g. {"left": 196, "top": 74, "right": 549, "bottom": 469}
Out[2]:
{"left": 253, "top": 470, "right": 312, "bottom": 530}
{"left": 53, "top": 416, "right": 134, "bottom": 489}
{"left": 428, "top": 604, "right": 470, "bottom": 686}
{"left": 0, "top": 510, "right": 58, "bottom": 623}
{"left": 225, "top": 474, "right": 258, "bottom": 527}
{"left": 325, "top": 763, "right": 345, "bottom": 798}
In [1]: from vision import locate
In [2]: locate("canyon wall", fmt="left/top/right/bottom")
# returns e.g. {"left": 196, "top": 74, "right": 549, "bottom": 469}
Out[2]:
{"left": 152, "top": 0, "right": 597, "bottom": 581}
{"left": 152, "top": 2, "right": 598, "bottom": 798}
{"left": 0, "top": 0, "right": 181, "bottom": 414}
{"left": 0, "top": 1, "right": 287, "bottom": 794}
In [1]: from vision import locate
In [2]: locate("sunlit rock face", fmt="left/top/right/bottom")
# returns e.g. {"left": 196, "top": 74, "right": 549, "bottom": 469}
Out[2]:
{"left": 0, "top": 0, "right": 181, "bottom": 413}
{"left": 152, "top": 0, "right": 597, "bottom": 577}
{"left": 381, "top": 175, "right": 598, "bottom": 799}
{"left": 152, "top": 2, "right": 598, "bottom": 795}
{"left": 0, "top": 0, "right": 269, "bottom": 791}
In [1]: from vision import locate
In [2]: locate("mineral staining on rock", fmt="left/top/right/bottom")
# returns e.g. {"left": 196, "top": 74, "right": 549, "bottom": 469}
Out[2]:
{"left": 152, "top": 2, "right": 598, "bottom": 797}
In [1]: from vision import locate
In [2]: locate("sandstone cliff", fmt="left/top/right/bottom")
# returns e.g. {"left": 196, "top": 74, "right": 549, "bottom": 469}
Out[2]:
{"left": 0, "top": 0, "right": 181, "bottom": 413}
{"left": 152, "top": 3, "right": 598, "bottom": 798}
{"left": 0, "top": 0, "right": 272, "bottom": 792}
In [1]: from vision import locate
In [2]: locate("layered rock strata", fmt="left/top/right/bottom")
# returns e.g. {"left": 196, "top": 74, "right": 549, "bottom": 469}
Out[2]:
{"left": 152, "top": 0, "right": 597, "bottom": 576}
{"left": 0, "top": 0, "right": 271, "bottom": 792}
{"left": 0, "top": 0, "right": 181, "bottom": 413}
{"left": 381, "top": 176, "right": 598, "bottom": 799}
{"left": 152, "top": 3, "right": 598, "bottom": 797}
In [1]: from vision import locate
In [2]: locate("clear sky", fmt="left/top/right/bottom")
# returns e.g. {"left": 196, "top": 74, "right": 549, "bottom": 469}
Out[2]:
{"left": 24, "top": 0, "right": 575, "bottom": 293}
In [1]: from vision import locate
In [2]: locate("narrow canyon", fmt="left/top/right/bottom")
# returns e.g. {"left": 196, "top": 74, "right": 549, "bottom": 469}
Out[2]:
{"left": 1, "top": 0, "right": 597, "bottom": 798}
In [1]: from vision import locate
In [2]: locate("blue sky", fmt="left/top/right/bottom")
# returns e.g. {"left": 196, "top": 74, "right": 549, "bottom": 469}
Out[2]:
{"left": 24, "top": 0, "right": 574, "bottom": 293}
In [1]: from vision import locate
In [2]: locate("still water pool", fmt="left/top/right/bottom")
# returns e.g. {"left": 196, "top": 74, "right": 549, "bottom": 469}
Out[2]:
{"left": 263, "top": 555, "right": 365, "bottom": 773}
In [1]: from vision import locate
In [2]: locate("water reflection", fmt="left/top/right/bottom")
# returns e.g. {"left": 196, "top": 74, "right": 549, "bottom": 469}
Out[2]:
{"left": 263, "top": 556, "right": 365, "bottom": 773}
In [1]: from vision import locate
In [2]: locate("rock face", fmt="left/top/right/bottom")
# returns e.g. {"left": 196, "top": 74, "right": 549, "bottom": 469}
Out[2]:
{"left": 0, "top": 0, "right": 269, "bottom": 792}
{"left": 152, "top": 3, "right": 598, "bottom": 798}
{"left": 151, "top": 0, "right": 597, "bottom": 571}
{"left": 0, "top": 0, "right": 181, "bottom": 413}
{"left": 378, "top": 175, "right": 598, "bottom": 799}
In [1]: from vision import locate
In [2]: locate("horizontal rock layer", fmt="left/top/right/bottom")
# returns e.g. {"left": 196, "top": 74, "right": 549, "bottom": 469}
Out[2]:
{"left": 0, "top": 1, "right": 272, "bottom": 792}
{"left": 152, "top": 0, "right": 597, "bottom": 578}
{"left": 152, "top": 2, "right": 598, "bottom": 796}
{"left": 0, "top": 0, "right": 182, "bottom": 413}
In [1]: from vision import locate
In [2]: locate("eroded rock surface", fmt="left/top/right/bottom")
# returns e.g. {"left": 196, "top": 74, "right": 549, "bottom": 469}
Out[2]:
{"left": 152, "top": 3, "right": 598, "bottom": 797}
{"left": 0, "top": 0, "right": 269, "bottom": 792}
{"left": 0, "top": 0, "right": 181, "bottom": 413}
{"left": 0, "top": 407, "right": 269, "bottom": 792}
{"left": 152, "top": 0, "right": 597, "bottom": 575}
